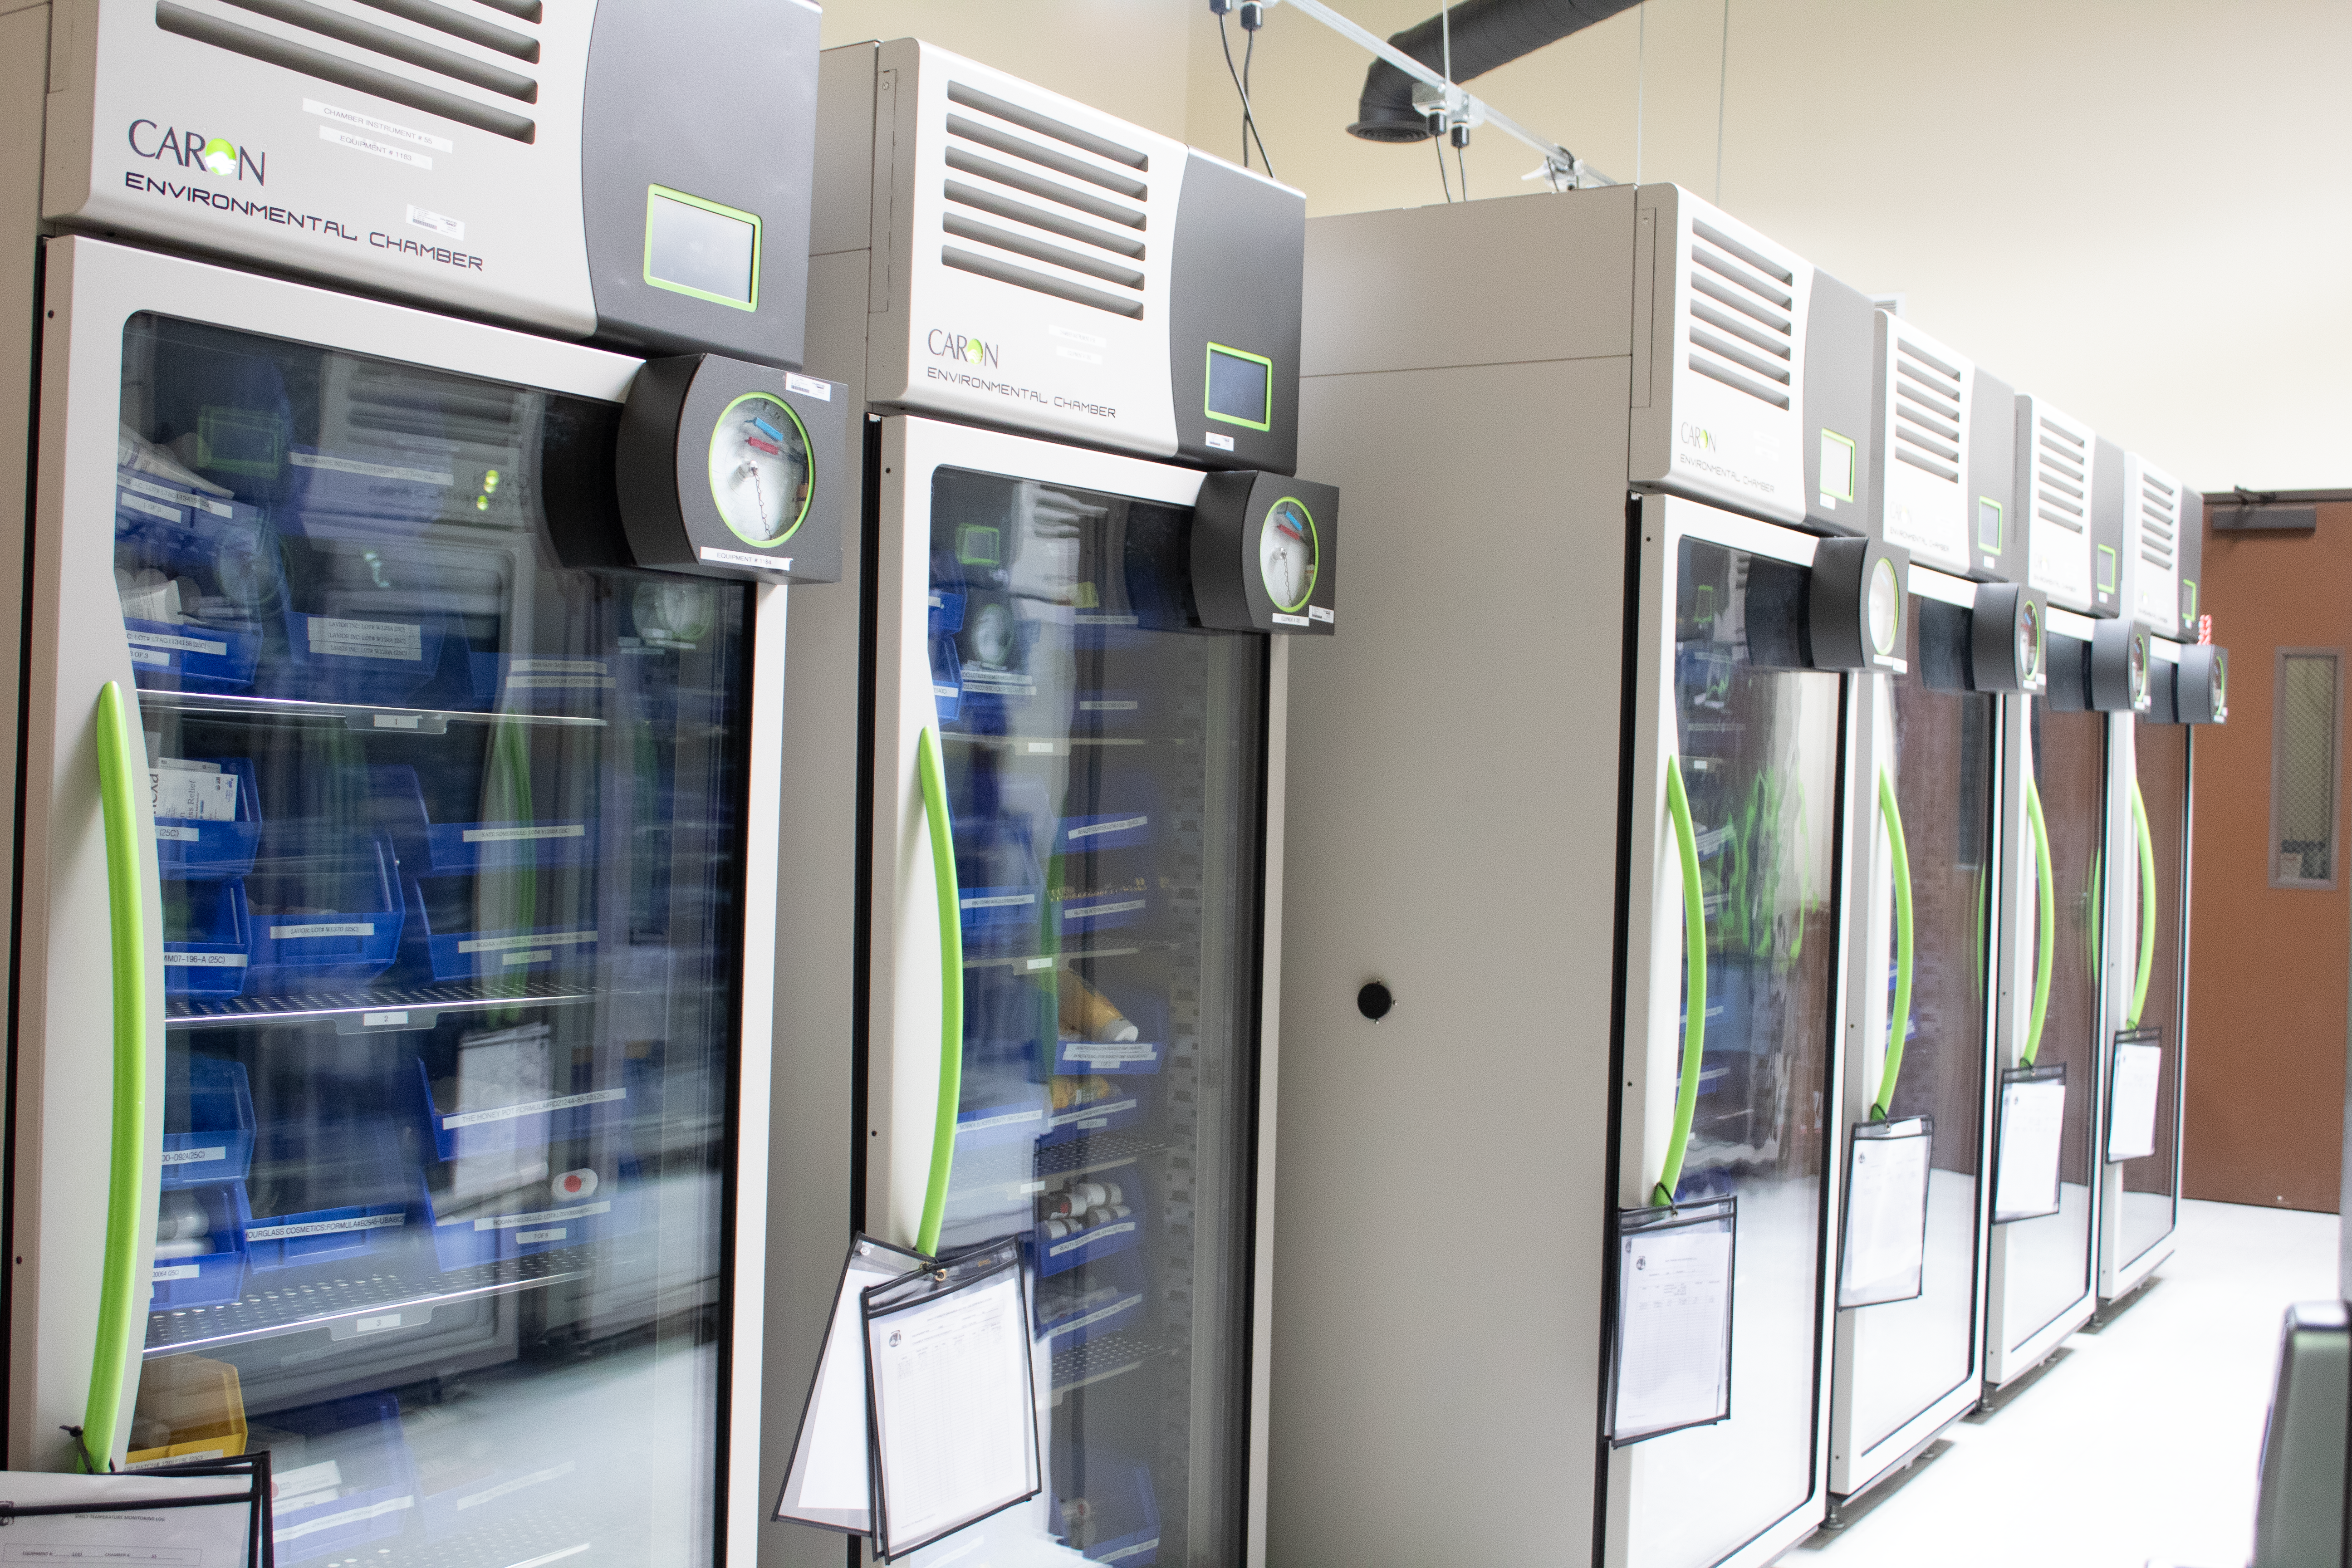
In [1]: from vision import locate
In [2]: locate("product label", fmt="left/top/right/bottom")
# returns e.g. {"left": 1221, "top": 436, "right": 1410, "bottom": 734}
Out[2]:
{"left": 122, "top": 475, "right": 232, "bottom": 517}
{"left": 503, "top": 675, "right": 615, "bottom": 690}
{"left": 961, "top": 893, "right": 1035, "bottom": 911}
{"left": 165, "top": 952, "right": 248, "bottom": 968}
{"left": 458, "top": 930, "right": 597, "bottom": 954}
{"left": 1049, "top": 1220, "right": 1135, "bottom": 1257}
{"left": 784, "top": 373, "right": 832, "bottom": 400}
{"left": 1067, "top": 815, "right": 1147, "bottom": 841}
{"left": 289, "top": 450, "right": 452, "bottom": 486}
{"left": 516, "top": 1227, "right": 567, "bottom": 1244}
{"left": 155, "top": 825, "right": 200, "bottom": 842}
{"left": 245, "top": 1212, "right": 406, "bottom": 1242}
{"left": 307, "top": 617, "right": 424, "bottom": 661}
{"left": 958, "top": 1108, "right": 1044, "bottom": 1134}
{"left": 1079, "top": 699, "right": 1137, "bottom": 712}
{"left": 128, "top": 647, "right": 170, "bottom": 668}
{"left": 462, "top": 824, "right": 587, "bottom": 844}
{"left": 130, "top": 1446, "right": 225, "bottom": 1469}
{"left": 271, "top": 922, "right": 374, "bottom": 939}
{"left": 118, "top": 490, "right": 183, "bottom": 522}
{"left": 406, "top": 204, "right": 465, "bottom": 240}
{"left": 506, "top": 658, "right": 608, "bottom": 674}
{"left": 1308, "top": 605, "right": 1335, "bottom": 623}
{"left": 1051, "top": 1097, "right": 1137, "bottom": 1129}
{"left": 1063, "top": 1042, "right": 1157, "bottom": 1065}
{"left": 474, "top": 1200, "right": 610, "bottom": 1232}
{"left": 441, "top": 1087, "right": 626, "bottom": 1129}
{"left": 127, "top": 629, "right": 228, "bottom": 658}
{"left": 152, "top": 765, "right": 239, "bottom": 822}
{"left": 1205, "top": 432, "right": 1235, "bottom": 452}
{"left": 1061, "top": 899, "right": 1144, "bottom": 923}
{"left": 149, "top": 1265, "right": 202, "bottom": 1283}
{"left": 697, "top": 547, "right": 792, "bottom": 573}
{"left": 159, "top": 1146, "right": 228, "bottom": 1166}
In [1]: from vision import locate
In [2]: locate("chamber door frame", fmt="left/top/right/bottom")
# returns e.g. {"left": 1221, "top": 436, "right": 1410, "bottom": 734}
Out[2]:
{"left": 863, "top": 413, "right": 1287, "bottom": 1565}
{"left": 1825, "top": 565, "right": 2002, "bottom": 1498}
{"left": 22, "top": 238, "right": 786, "bottom": 1568}
{"left": 1608, "top": 493, "right": 1860, "bottom": 1568}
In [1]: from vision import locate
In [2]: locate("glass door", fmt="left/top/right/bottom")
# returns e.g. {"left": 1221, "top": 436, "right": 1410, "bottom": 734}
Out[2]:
{"left": 2001, "top": 697, "right": 2107, "bottom": 1349}
{"left": 116, "top": 312, "right": 750, "bottom": 1568}
{"left": 1837, "top": 589, "right": 1995, "bottom": 1475}
{"left": 1628, "top": 531, "right": 1844, "bottom": 1568}
{"left": 2116, "top": 718, "right": 2189, "bottom": 1266}
{"left": 887, "top": 424, "right": 1267, "bottom": 1566}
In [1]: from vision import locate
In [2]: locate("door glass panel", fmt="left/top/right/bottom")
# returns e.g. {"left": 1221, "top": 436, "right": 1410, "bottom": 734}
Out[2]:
{"left": 927, "top": 466, "right": 1265, "bottom": 1566}
{"left": 2121, "top": 720, "right": 2188, "bottom": 1261}
{"left": 1848, "top": 600, "right": 1993, "bottom": 1451}
{"left": 1632, "top": 538, "right": 1842, "bottom": 1567}
{"left": 2008, "top": 699, "right": 2106, "bottom": 1346}
{"left": 118, "top": 314, "right": 747, "bottom": 1568}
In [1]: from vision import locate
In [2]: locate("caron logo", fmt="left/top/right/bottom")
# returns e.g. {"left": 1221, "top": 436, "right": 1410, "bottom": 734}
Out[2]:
{"left": 926, "top": 329, "right": 1000, "bottom": 369}
{"left": 128, "top": 120, "right": 265, "bottom": 184}
{"left": 1679, "top": 421, "right": 1714, "bottom": 451}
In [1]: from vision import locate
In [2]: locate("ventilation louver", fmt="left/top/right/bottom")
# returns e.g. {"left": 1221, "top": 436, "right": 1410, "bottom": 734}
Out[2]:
{"left": 1892, "top": 338, "right": 1965, "bottom": 486}
{"left": 154, "top": 0, "right": 540, "bottom": 143}
{"left": 2140, "top": 472, "right": 2177, "bottom": 573}
{"left": 1685, "top": 219, "right": 1795, "bottom": 410}
{"left": 2034, "top": 416, "right": 2089, "bottom": 538}
{"left": 938, "top": 80, "right": 1151, "bottom": 321}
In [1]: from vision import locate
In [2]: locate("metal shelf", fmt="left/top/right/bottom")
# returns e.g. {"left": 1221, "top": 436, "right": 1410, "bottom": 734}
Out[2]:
{"left": 1050, "top": 1330, "right": 1162, "bottom": 1397}
{"left": 167, "top": 978, "right": 600, "bottom": 1033}
{"left": 1034, "top": 1130, "right": 1167, "bottom": 1181}
{"left": 145, "top": 1247, "right": 593, "bottom": 1357}
{"left": 139, "top": 688, "right": 607, "bottom": 734}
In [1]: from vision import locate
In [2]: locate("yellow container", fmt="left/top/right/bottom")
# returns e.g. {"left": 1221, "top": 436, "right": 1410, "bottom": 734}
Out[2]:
{"left": 127, "top": 1356, "right": 248, "bottom": 1470}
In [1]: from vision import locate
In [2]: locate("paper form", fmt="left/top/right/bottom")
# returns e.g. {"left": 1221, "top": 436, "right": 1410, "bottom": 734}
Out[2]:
{"left": 1840, "top": 1122, "right": 1932, "bottom": 1306}
{"left": 1994, "top": 1073, "right": 2067, "bottom": 1222}
{"left": 867, "top": 1266, "right": 1038, "bottom": 1557}
{"left": 2107, "top": 1036, "right": 2163, "bottom": 1162}
{"left": 1615, "top": 1225, "right": 1734, "bottom": 1440}
{"left": 0, "top": 1471, "right": 254, "bottom": 1565}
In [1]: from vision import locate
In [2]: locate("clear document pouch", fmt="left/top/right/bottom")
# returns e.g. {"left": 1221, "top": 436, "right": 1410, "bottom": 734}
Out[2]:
{"left": 1992, "top": 1064, "right": 2067, "bottom": 1223}
{"left": 2106, "top": 1028, "right": 2164, "bottom": 1163}
{"left": 863, "top": 1236, "right": 1041, "bottom": 1562}
{"left": 1605, "top": 1195, "right": 1737, "bottom": 1446}
{"left": 774, "top": 1233, "right": 935, "bottom": 1535}
{"left": 1837, "top": 1116, "right": 1934, "bottom": 1309}
{"left": 0, "top": 1451, "right": 274, "bottom": 1568}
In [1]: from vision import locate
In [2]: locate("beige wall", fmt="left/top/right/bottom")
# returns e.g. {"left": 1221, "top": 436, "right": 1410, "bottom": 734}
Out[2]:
{"left": 824, "top": 0, "right": 2350, "bottom": 493}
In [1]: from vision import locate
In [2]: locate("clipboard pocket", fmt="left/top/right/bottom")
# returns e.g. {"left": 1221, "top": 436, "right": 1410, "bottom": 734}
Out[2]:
{"left": 1606, "top": 1196, "right": 1735, "bottom": 1446}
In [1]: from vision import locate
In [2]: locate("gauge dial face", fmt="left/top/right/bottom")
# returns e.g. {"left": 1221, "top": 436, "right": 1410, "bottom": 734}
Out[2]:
{"left": 707, "top": 393, "right": 811, "bottom": 546}
{"left": 1867, "top": 558, "right": 1901, "bottom": 658}
{"left": 2127, "top": 630, "right": 2149, "bottom": 706}
{"left": 2018, "top": 599, "right": 2043, "bottom": 683}
{"left": 969, "top": 601, "right": 1017, "bottom": 668}
{"left": 1257, "top": 498, "right": 1318, "bottom": 614}
{"left": 2210, "top": 650, "right": 2228, "bottom": 719}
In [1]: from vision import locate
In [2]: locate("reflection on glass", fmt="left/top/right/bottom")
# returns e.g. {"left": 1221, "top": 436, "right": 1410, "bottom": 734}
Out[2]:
{"left": 926, "top": 467, "right": 1264, "bottom": 1565}
{"left": 2120, "top": 721, "right": 2188, "bottom": 1261}
{"left": 1847, "top": 600, "right": 1993, "bottom": 1454}
{"left": 1633, "top": 540, "right": 1842, "bottom": 1568}
{"left": 121, "top": 314, "right": 745, "bottom": 1568}
{"left": 2005, "top": 699, "right": 2107, "bottom": 1348}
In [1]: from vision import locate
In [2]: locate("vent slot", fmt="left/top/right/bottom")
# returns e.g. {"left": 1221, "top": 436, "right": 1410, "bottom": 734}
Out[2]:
{"left": 2141, "top": 476, "right": 2178, "bottom": 568}
{"left": 2034, "top": 416, "right": 2088, "bottom": 534}
{"left": 1682, "top": 220, "right": 1796, "bottom": 411}
{"left": 354, "top": 0, "right": 537, "bottom": 62}
{"left": 945, "top": 147, "right": 1143, "bottom": 230}
{"left": 211, "top": 0, "right": 535, "bottom": 99}
{"left": 156, "top": 1, "right": 536, "bottom": 141}
{"left": 947, "top": 81, "right": 1148, "bottom": 171}
{"left": 943, "top": 181, "right": 1144, "bottom": 260}
{"left": 946, "top": 114, "right": 1146, "bottom": 201}
{"left": 942, "top": 214, "right": 1144, "bottom": 290}
{"left": 941, "top": 246, "right": 1145, "bottom": 320}
{"left": 1891, "top": 335, "right": 1964, "bottom": 485}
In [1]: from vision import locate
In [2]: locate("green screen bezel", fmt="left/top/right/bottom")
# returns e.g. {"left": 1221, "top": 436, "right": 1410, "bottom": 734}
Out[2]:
{"left": 1205, "top": 343, "right": 1274, "bottom": 432}
{"left": 2096, "top": 543, "right": 2118, "bottom": 591}
{"left": 1977, "top": 496, "right": 2004, "bottom": 554}
{"left": 645, "top": 184, "right": 761, "bottom": 313}
{"left": 1819, "top": 429, "right": 1857, "bottom": 502}
{"left": 708, "top": 392, "right": 812, "bottom": 548}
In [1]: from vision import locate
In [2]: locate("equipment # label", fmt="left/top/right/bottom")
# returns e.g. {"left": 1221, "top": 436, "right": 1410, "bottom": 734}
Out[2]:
{"left": 698, "top": 547, "right": 792, "bottom": 573}
{"left": 271, "top": 922, "right": 374, "bottom": 939}
{"left": 442, "top": 1087, "right": 627, "bottom": 1129}
{"left": 160, "top": 1146, "right": 228, "bottom": 1165}
{"left": 308, "top": 617, "right": 424, "bottom": 661}
{"left": 122, "top": 475, "right": 233, "bottom": 516}
{"left": 150, "top": 1265, "right": 202, "bottom": 1282}
{"left": 475, "top": 1200, "right": 611, "bottom": 1231}
{"left": 127, "top": 629, "right": 228, "bottom": 657}
{"left": 165, "top": 952, "right": 247, "bottom": 968}
{"left": 1049, "top": 1220, "right": 1135, "bottom": 1257}
{"left": 459, "top": 930, "right": 597, "bottom": 954}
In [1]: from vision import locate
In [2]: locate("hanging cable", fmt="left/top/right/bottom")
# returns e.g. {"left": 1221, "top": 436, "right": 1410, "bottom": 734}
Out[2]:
{"left": 1431, "top": 119, "right": 1453, "bottom": 201}
{"left": 1714, "top": 0, "right": 1731, "bottom": 201}
{"left": 1242, "top": 12, "right": 1275, "bottom": 175}
{"left": 1219, "top": 9, "right": 1253, "bottom": 170}
{"left": 1455, "top": 127, "right": 1470, "bottom": 200}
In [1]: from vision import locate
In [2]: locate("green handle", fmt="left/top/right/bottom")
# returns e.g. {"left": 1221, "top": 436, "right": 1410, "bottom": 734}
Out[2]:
{"left": 2126, "top": 779, "right": 2156, "bottom": 1031}
{"left": 1872, "top": 768, "right": 1916, "bottom": 1119}
{"left": 1655, "top": 759, "right": 1708, "bottom": 1207}
{"left": 2023, "top": 778, "right": 2055, "bottom": 1067}
{"left": 86, "top": 683, "right": 151, "bottom": 1470}
{"left": 914, "top": 729, "right": 963, "bottom": 1257}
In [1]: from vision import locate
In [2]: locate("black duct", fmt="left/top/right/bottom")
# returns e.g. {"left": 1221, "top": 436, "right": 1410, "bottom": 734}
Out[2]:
{"left": 1349, "top": 0, "right": 1643, "bottom": 142}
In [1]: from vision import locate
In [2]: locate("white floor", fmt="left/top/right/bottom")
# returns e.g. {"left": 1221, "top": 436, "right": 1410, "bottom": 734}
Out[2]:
{"left": 1792, "top": 1198, "right": 2340, "bottom": 1568}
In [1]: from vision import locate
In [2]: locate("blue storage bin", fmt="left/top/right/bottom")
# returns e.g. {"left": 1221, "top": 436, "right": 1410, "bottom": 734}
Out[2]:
{"left": 161, "top": 1055, "right": 256, "bottom": 1189}
{"left": 931, "top": 637, "right": 963, "bottom": 724}
{"left": 265, "top": 1393, "right": 420, "bottom": 1565}
{"left": 279, "top": 609, "right": 453, "bottom": 706}
{"left": 1055, "top": 878, "right": 1152, "bottom": 937}
{"left": 401, "top": 876, "right": 603, "bottom": 983}
{"left": 411, "top": 1053, "right": 628, "bottom": 1162}
{"left": 162, "top": 880, "right": 252, "bottom": 1000}
{"left": 241, "top": 826, "right": 404, "bottom": 995}
{"left": 369, "top": 765, "right": 595, "bottom": 876}
{"left": 1052, "top": 984, "right": 1166, "bottom": 1077}
{"left": 955, "top": 1091, "right": 1050, "bottom": 1155}
{"left": 115, "top": 475, "right": 276, "bottom": 695}
{"left": 421, "top": 1162, "right": 637, "bottom": 1272}
{"left": 1054, "top": 774, "right": 1159, "bottom": 855}
{"left": 1040, "top": 1078, "right": 1147, "bottom": 1148}
{"left": 278, "top": 442, "right": 452, "bottom": 537}
{"left": 1032, "top": 1166, "right": 1146, "bottom": 1279}
{"left": 1054, "top": 1457, "right": 1160, "bottom": 1567}
{"left": 242, "top": 1117, "right": 415, "bottom": 1272}
{"left": 1034, "top": 1250, "right": 1146, "bottom": 1352}
{"left": 124, "top": 617, "right": 265, "bottom": 694}
{"left": 148, "top": 1183, "right": 250, "bottom": 1309}
{"left": 468, "top": 652, "right": 616, "bottom": 712}
{"left": 153, "top": 758, "right": 262, "bottom": 878}
{"left": 956, "top": 826, "right": 1047, "bottom": 950}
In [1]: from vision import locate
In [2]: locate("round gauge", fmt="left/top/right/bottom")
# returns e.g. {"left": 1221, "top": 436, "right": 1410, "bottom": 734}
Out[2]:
{"left": 706, "top": 392, "right": 812, "bottom": 547}
{"left": 2127, "top": 629, "right": 2150, "bottom": 707}
{"left": 1866, "top": 557, "right": 1901, "bottom": 658}
{"left": 2018, "top": 598, "right": 2043, "bottom": 683}
{"left": 1258, "top": 498, "right": 1318, "bottom": 614}
{"left": 633, "top": 580, "right": 717, "bottom": 648}
{"left": 2209, "top": 648, "right": 2229, "bottom": 720}
{"left": 969, "top": 601, "right": 1017, "bottom": 668}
